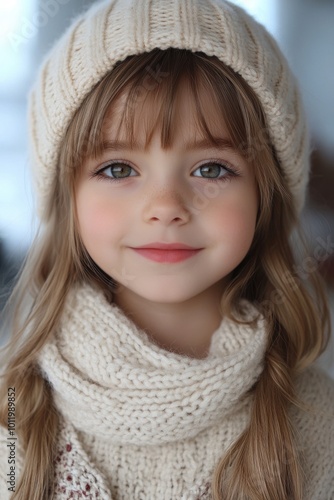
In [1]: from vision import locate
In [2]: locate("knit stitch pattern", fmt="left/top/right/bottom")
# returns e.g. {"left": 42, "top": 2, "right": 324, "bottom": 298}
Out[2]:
{"left": 28, "top": 0, "right": 309, "bottom": 219}
{"left": 1, "top": 283, "right": 334, "bottom": 498}
{"left": 52, "top": 419, "right": 111, "bottom": 499}
{"left": 37, "top": 284, "right": 267, "bottom": 446}
{"left": 40, "top": 281, "right": 266, "bottom": 498}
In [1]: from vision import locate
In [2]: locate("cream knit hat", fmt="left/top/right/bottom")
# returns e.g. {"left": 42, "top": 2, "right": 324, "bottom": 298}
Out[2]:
{"left": 28, "top": 0, "right": 309, "bottom": 219}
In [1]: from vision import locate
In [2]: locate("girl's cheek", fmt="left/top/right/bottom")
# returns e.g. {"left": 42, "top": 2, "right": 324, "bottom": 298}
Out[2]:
{"left": 85, "top": 209, "right": 114, "bottom": 236}
{"left": 207, "top": 193, "right": 258, "bottom": 247}
{"left": 214, "top": 209, "right": 255, "bottom": 236}
{"left": 76, "top": 193, "right": 110, "bottom": 236}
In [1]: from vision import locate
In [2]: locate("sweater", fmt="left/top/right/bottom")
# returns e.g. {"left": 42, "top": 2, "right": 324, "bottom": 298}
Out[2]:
{"left": 1, "top": 282, "right": 334, "bottom": 499}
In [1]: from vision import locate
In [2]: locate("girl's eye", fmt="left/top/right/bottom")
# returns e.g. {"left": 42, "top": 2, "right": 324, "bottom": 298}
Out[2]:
{"left": 98, "top": 162, "right": 136, "bottom": 179}
{"left": 93, "top": 160, "right": 238, "bottom": 182}
{"left": 192, "top": 162, "right": 237, "bottom": 181}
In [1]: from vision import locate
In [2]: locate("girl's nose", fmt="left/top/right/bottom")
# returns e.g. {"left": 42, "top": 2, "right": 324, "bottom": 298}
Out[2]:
{"left": 142, "top": 186, "right": 191, "bottom": 226}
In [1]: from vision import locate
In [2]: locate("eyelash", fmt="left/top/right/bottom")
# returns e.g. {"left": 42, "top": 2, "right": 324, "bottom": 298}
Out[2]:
{"left": 91, "top": 159, "right": 240, "bottom": 183}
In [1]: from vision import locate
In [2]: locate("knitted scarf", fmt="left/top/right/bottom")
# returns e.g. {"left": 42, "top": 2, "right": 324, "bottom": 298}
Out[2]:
{"left": 37, "top": 282, "right": 268, "bottom": 499}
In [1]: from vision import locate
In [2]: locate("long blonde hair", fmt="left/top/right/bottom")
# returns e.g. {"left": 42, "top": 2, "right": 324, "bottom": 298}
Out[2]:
{"left": 0, "top": 48, "right": 330, "bottom": 500}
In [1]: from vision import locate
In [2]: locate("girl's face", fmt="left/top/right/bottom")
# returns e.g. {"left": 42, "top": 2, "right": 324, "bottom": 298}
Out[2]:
{"left": 75, "top": 81, "right": 258, "bottom": 306}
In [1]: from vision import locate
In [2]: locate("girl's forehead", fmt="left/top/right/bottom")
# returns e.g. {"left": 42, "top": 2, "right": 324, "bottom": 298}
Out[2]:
{"left": 102, "top": 80, "right": 228, "bottom": 149}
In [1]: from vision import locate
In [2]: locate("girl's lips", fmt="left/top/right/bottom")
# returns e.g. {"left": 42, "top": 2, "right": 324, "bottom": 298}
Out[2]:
{"left": 131, "top": 248, "right": 202, "bottom": 263}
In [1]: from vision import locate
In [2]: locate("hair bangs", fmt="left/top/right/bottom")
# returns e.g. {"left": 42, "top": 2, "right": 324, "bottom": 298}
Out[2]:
{"left": 63, "top": 49, "right": 260, "bottom": 168}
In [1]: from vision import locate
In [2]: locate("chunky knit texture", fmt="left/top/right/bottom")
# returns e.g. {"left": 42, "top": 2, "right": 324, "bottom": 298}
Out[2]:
{"left": 38, "top": 282, "right": 266, "bottom": 499}
{"left": 37, "top": 284, "right": 267, "bottom": 447}
{"left": 28, "top": 0, "right": 309, "bottom": 219}
{"left": 1, "top": 283, "right": 334, "bottom": 499}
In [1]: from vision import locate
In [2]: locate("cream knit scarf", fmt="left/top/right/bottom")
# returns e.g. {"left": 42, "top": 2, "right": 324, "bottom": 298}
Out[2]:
{"left": 37, "top": 283, "right": 268, "bottom": 499}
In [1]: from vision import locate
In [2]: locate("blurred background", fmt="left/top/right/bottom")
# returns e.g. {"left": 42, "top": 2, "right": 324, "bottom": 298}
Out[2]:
{"left": 0, "top": 0, "right": 333, "bottom": 377}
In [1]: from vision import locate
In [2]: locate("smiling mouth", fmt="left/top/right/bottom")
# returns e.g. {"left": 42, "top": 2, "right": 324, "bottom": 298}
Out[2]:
{"left": 130, "top": 247, "right": 202, "bottom": 263}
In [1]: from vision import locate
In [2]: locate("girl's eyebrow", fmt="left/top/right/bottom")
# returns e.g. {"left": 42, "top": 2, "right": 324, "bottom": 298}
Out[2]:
{"left": 100, "top": 137, "right": 234, "bottom": 152}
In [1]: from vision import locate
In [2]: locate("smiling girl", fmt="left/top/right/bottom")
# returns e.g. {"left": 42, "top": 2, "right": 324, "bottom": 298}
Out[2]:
{"left": 75, "top": 76, "right": 259, "bottom": 357}
{"left": 1, "top": 0, "right": 334, "bottom": 499}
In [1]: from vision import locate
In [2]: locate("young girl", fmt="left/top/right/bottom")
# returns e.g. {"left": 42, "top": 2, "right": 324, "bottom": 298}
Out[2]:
{"left": 1, "top": 0, "right": 334, "bottom": 498}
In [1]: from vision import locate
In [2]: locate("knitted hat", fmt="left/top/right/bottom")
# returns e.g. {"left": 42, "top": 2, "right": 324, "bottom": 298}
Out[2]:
{"left": 28, "top": 0, "right": 309, "bottom": 219}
